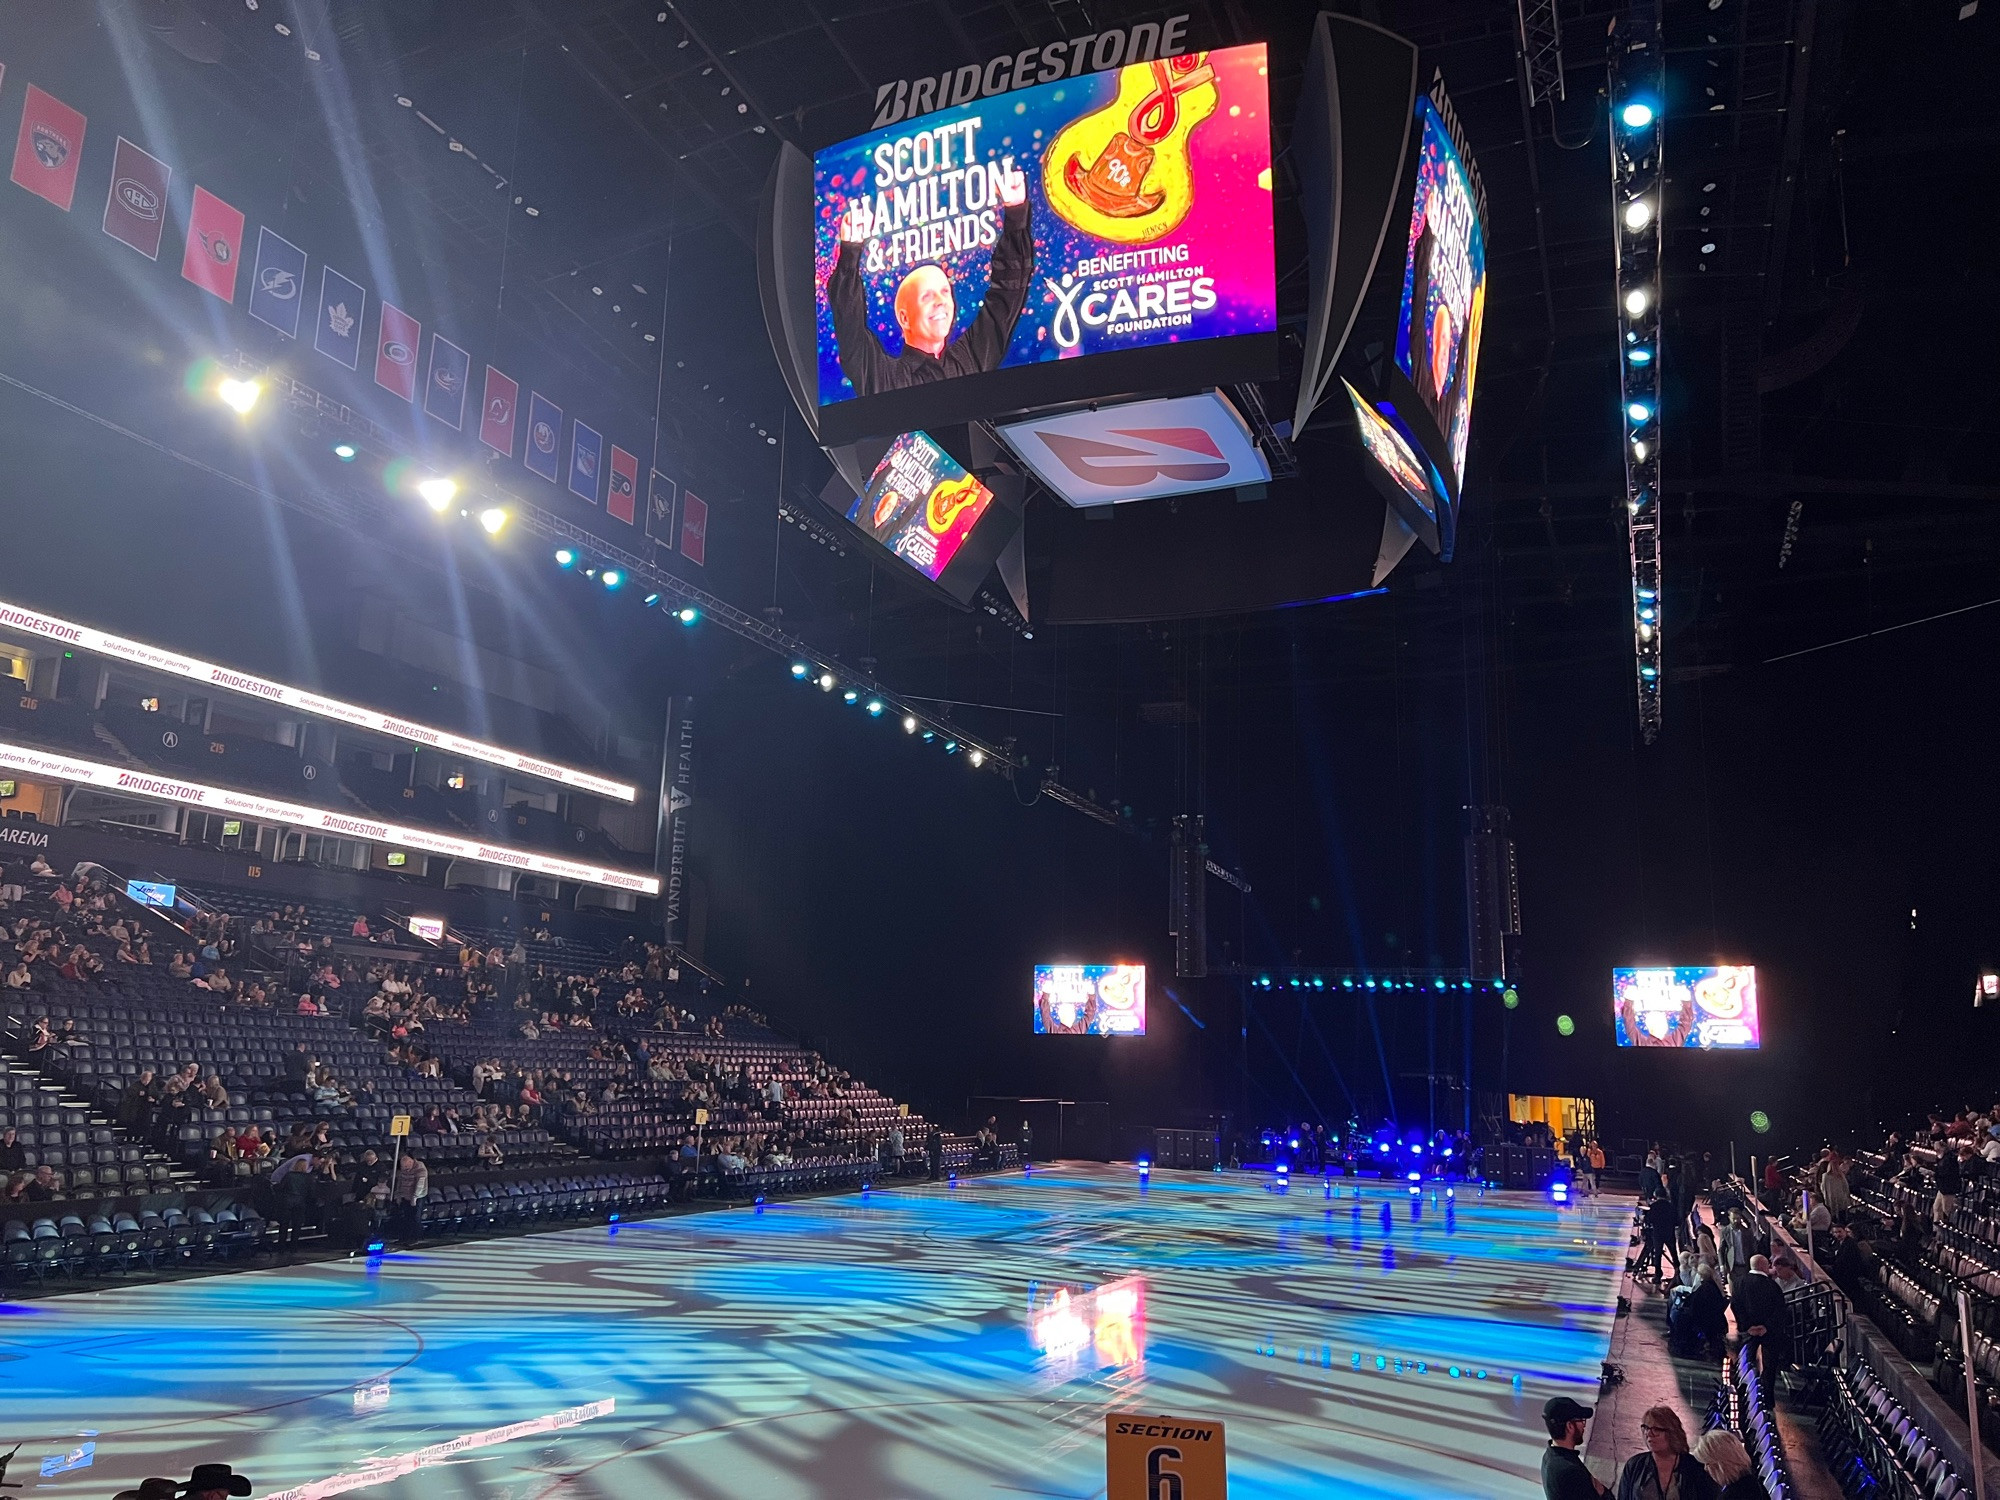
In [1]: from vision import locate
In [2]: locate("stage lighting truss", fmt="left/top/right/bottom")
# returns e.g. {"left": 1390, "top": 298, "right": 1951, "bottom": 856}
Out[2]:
{"left": 1611, "top": 7, "right": 1665, "bottom": 745}
{"left": 774, "top": 497, "right": 848, "bottom": 559}
{"left": 1228, "top": 967, "right": 1505, "bottom": 994}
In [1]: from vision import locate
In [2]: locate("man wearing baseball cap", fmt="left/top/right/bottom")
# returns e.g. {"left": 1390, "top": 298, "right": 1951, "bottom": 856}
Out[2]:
{"left": 1541, "top": 1396, "right": 1608, "bottom": 1498}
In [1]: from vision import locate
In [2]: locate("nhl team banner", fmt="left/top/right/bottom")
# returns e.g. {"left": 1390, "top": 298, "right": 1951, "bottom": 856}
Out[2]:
{"left": 525, "top": 392, "right": 562, "bottom": 481}
{"left": 0, "top": 594, "right": 639, "bottom": 801}
{"left": 0, "top": 740, "right": 659, "bottom": 895}
{"left": 811, "top": 42, "right": 1275, "bottom": 408}
{"left": 247, "top": 226, "right": 307, "bottom": 338}
{"left": 11, "top": 84, "right": 87, "bottom": 212}
{"left": 425, "top": 334, "right": 470, "bottom": 430}
{"left": 479, "top": 366, "right": 519, "bottom": 456}
{"left": 181, "top": 186, "right": 244, "bottom": 304}
{"left": 607, "top": 445, "right": 638, "bottom": 524}
{"left": 101, "top": 136, "right": 170, "bottom": 259}
{"left": 315, "top": 266, "right": 365, "bottom": 369}
{"left": 646, "top": 470, "right": 678, "bottom": 545}
{"left": 569, "top": 420, "right": 603, "bottom": 503}
{"left": 375, "top": 301, "right": 421, "bottom": 401}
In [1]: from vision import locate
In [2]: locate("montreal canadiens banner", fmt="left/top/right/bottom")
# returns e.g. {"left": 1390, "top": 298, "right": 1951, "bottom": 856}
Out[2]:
{"left": 811, "top": 43, "right": 1275, "bottom": 409}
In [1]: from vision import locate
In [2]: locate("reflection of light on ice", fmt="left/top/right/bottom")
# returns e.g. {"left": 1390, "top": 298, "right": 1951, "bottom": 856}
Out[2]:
{"left": 1028, "top": 1276, "right": 1147, "bottom": 1370}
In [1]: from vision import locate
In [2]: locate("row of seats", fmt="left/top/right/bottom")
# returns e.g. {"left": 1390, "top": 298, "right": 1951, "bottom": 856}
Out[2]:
{"left": 1820, "top": 1360, "right": 1967, "bottom": 1500}
{"left": 3, "top": 1200, "right": 266, "bottom": 1281}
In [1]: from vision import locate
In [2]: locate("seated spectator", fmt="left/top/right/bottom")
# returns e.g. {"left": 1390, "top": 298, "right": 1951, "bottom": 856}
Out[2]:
{"left": 3, "top": 959, "right": 28, "bottom": 988}
{"left": 1688, "top": 1429, "right": 1764, "bottom": 1500}
{"left": 0, "top": 1126, "right": 25, "bottom": 1174}
{"left": 476, "top": 1134, "right": 504, "bottom": 1166}
{"left": 14, "top": 1163, "right": 62, "bottom": 1202}
{"left": 28, "top": 852, "right": 53, "bottom": 876}
{"left": 168, "top": 951, "right": 193, "bottom": 980}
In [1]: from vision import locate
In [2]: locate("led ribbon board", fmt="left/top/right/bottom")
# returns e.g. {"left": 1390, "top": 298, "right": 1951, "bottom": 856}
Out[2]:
{"left": 0, "top": 597, "right": 637, "bottom": 802}
{"left": 0, "top": 741, "right": 660, "bottom": 894}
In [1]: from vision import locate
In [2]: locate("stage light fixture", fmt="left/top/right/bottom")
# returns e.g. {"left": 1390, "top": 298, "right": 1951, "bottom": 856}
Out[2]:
{"left": 1749, "top": 1110, "right": 1771, "bottom": 1135}
{"left": 555, "top": 548, "right": 576, "bottom": 568}
{"left": 1628, "top": 347, "right": 1653, "bottom": 365}
{"left": 477, "top": 507, "right": 508, "bottom": 536}
{"left": 217, "top": 377, "right": 262, "bottom": 414}
{"left": 333, "top": 442, "right": 358, "bottom": 460}
{"left": 865, "top": 699, "right": 884, "bottom": 716}
{"left": 1627, "top": 402, "right": 1653, "bottom": 423}
{"left": 1555, "top": 1014, "right": 1576, "bottom": 1036}
{"left": 843, "top": 689, "right": 858, "bottom": 704}
{"left": 677, "top": 606, "right": 699, "bottom": 625}
{"left": 902, "top": 715, "right": 917, "bottom": 733}
{"left": 418, "top": 477, "right": 457, "bottom": 511}
{"left": 943, "top": 740, "right": 958, "bottom": 754}
{"left": 1623, "top": 288, "right": 1650, "bottom": 316}
{"left": 643, "top": 593, "right": 662, "bottom": 607}
{"left": 1621, "top": 100, "right": 1656, "bottom": 128}
{"left": 601, "top": 569, "right": 623, "bottom": 590}
{"left": 1622, "top": 199, "right": 1654, "bottom": 230}
{"left": 791, "top": 662, "right": 810, "bottom": 678}
{"left": 969, "top": 749, "right": 984, "bottom": 767}
{"left": 818, "top": 672, "right": 836, "bottom": 691}
{"left": 921, "top": 730, "right": 935, "bottom": 742}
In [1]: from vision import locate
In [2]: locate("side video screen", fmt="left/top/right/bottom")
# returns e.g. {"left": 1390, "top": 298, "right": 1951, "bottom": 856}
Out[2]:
{"left": 1034, "top": 964, "right": 1146, "bottom": 1035}
{"left": 1613, "top": 966, "right": 1760, "bottom": 1050}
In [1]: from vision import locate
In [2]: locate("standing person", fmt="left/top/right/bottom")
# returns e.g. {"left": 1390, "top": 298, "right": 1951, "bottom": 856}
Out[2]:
{"left": 1616, "top": 1407, "right": 1718, "bottom": 1500}
{"left": 1639, "top": 1144, "right": 1664, "bottom": 1201}
{"left": 1637, "top": 1194, "right": 1681, "bottom": 1282}
{"left": 1689, "top": 1430, "right": 1767, "bottom": 1500}
{"left": 1540, "top": 1396, "right": 1608, "bottom": 1498}
{"left": 1933, "top": 1145, "right": 1964, "bottom": 1226}
{"left": 925, "top": 1125, "right": 943, "bottom": 1182}
{"left": 390, "top": 1151, "right": 428, "bottom": 1241}
{"left": 1580, "top": 1140, "right": 1605, "bottom": 1196}
{"left": 1730, "top": 1254, "right": 1792, "bottom": 1378}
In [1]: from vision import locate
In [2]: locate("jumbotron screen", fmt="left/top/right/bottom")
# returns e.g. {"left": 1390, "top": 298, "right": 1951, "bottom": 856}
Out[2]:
{"left": 813, "top": 44, "right": 1276, "bottom": 411}
{"left": 847, "top": 431, "right": 995, "bottom": 582}
{"left": 1033, "top": 964, "right": 1146, "bottom": 1035}
{"left": 1393, "top": 93, "right": 1486, "bottom": 491}
{"left": 1613, "top": 966, "right": 1761, "bottom": 1050}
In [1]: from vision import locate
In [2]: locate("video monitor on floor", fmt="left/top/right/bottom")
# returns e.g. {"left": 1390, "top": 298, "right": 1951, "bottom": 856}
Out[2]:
{"left": 812, "top": 41, "right": 1277, "bottom": 441}
{"left": 1613, "top": 965, "right": 1760, "bottom": 1049}
{"left": 1033, "top": 964, "right": 1146, "bottom": 1035}
{"left": 126, "top": 880, "right": 176, "bottom": 908}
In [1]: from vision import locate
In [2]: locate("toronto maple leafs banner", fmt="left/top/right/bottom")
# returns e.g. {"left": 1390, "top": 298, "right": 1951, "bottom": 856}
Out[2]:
{"left": 246, "top": 226, "right": 308, "bottom": 338}
{"left": 314, "top": 266, "right": 365, "bottom": 369}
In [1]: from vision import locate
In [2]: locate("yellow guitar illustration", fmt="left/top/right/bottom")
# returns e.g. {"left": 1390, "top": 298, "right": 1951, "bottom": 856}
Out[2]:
{"left": 925, "top": 471, "right": 986, "bottom": 534}
{"left": 1044, "top": 53, "right": 1219, "bottom": 244}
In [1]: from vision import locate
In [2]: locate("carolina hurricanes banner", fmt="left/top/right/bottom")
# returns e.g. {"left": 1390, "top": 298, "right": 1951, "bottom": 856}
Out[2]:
{"left": 607, "top": 445, "right": 638, "bottom": 524}
{"left": 479, "top": 366, "right": 519, "bottom": 456}
{"left": 101, "top": 136, "right": 170, "bottom": 259}
{"left": 181, "top": 185, "right": 244, "bottom": 303}
{"left": 10, "top": 84, "right": 86, "bottom": 212}
{"left": 375, "top": 301, "right": 421, "bottom": 401}
{"left": 0, "top": 594, "right": 637, "bottom": 800}
{"left": 0, "top": 740, "right": 659, "bottom": 895}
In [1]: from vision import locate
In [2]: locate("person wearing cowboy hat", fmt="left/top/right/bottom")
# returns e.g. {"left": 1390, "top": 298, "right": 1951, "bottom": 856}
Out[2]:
{"left": 175, "top": 1464, "right": 251, "bottom": 1499}
{"left": 112, "top": 1480, "right": 177, "bottom": 1500}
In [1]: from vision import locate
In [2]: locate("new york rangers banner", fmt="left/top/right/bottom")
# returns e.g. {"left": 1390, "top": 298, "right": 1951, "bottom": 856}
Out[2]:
{"left": 315, "top": 266, "right": 365, "bottom": 369}
{"left": 181, "top": 185, "right": 244, "bottom": 303}
{"left": 424, "top": 334, "right": 470, "bottom": 430}
{"left": 655, "top": 696, "right": 696, "bottom": 946}
{"left": 569, "top": 420, "right": 603, "bottom": 504}
{"left": 479, "top": 366, "right": 519, "bottom": 456}
{"left": 246, "top": 226, "right": 307, "bottom": 337}
{"left": 375, "top": 302, "right": 420, "bottom": 401}
{"left": 679, "top": 491, "right": 709, "bottom": 566}
{"left": 10, "top": 85, "right": 86, "bottom": 212}
{"left": 607, "top": 445, "right": 638, "bottom": 524}
{"left": 101, "top": 136, "right": 170, "bottom": 259}
{"left": 646, "top": 470, "right": 678, "bottom": 545}
{"left": 525, "top": 392, "right": 562, "bottom": 481}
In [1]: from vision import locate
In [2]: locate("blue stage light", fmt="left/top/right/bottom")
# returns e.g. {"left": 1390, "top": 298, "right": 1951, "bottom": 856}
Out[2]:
{"left": 1365, "top": 979, "right": 1377, "bottom": 989}
{"left": 1621, "top": 100, "right": 1656, "bottom": 128}
{"left": 1408, "top": 1171, "right": 1421, "bottom": 1182}
{"left": 843, "top": 689, "right": 859, "bottom": 703}
{"left": 608, "top": 1212, "right": 620, "bottom": 1222}
{"left": 1312, "top": 977, "right": 1325, "bottom": 990}
{"left": 791, "top": 662, "right": 809, "bottom": 678}
{"left": 943, "top": 740, "right": 958, "bottom": 753}
{"left": 678, "top": 606, "right": 699, "bottom": 624}
{"left": 866, "top": 699, "right": 884, "bottom": 716}
{"left": 1342, "top": 977, "right": 1354, "bottom": 989}
{"left": 1627, "top": 401, "right": 1653, "bottom": 423}
{"left": 554, "top": 548, "right": 576, "bottom": 568}
{"left": 601, "top": 569, "right": 623, "bottom": 590}
{"left": 1628, "top": 347, "right": 1653, "bottom": 365}
{"left": 643, "top": 593, "right": 661, "bottom": 607}
{"left": 365, "top": 1239, "right": 384, "bottom": 1253}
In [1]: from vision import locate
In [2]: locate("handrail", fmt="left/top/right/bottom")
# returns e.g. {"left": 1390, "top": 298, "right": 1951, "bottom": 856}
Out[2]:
{"left": 68, "top": 858, "right": 224, "bottom": 942}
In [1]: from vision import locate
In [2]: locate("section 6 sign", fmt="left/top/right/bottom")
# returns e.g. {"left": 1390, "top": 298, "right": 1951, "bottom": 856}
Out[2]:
{"left": 1107, "top": 1414, "right": 1225, "bottom": 1500}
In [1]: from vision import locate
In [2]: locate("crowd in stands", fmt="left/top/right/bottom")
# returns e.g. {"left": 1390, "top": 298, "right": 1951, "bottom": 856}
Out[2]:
{"left": 3, "top": 856, "right": 970, "bottom": 1264}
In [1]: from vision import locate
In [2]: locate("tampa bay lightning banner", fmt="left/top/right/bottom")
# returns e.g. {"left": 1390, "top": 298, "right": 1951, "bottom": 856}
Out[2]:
{"left": 246, "top": 226, "right": 306, "bottom": 338}
{"left": 314, "top": 265, "right": 365, "bottom": 370}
